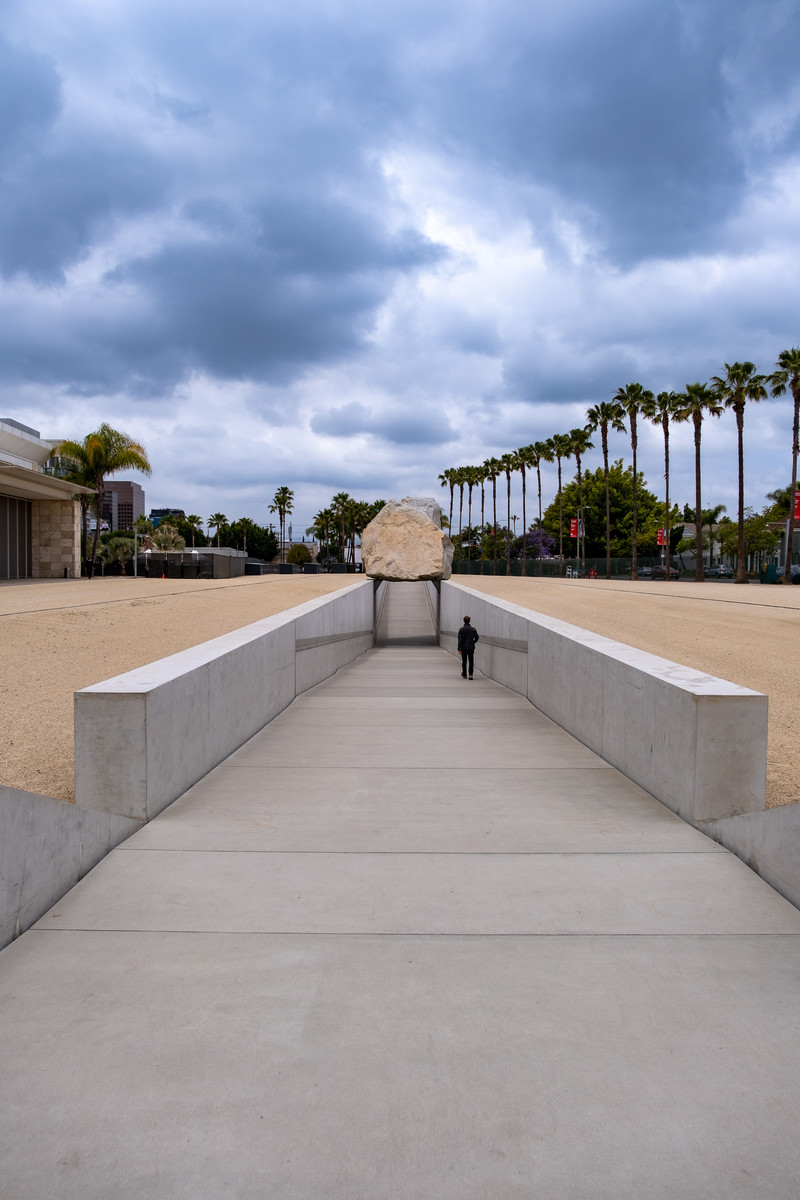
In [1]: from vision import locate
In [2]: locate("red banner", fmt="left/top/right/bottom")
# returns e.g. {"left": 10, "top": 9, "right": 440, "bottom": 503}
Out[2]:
{"left": 570, "top": 518, "right": 578, "bottom": 537}
{"left": 794, "top": 491, "right": 800, "bottom": 520}
{"left": 657, "top": 529, "right": 664, "bottom": 546}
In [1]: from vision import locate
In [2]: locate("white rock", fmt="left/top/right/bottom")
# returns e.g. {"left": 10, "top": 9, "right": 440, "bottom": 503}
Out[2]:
{"left": 361, "top": 498, "right": 453, "bottom": 581}
{"left": 397, "top": 496, "right": 443, "bottom": 528}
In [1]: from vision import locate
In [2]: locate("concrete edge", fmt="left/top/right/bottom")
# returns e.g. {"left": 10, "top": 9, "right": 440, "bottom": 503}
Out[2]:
{"left": 74, "top": 579, "right": 375, "bottom": 821}
{"left": 701, "top": 803, "right": 800, "bottom": 911}
{"left": 441, "top": 579, "right": 767, "bottom": 823}
{"left": 0, "top": 786, "right": 139, "bottom": 952}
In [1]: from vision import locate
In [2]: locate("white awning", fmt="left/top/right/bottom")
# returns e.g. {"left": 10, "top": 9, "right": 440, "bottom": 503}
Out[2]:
{"left": 0, "top": 464, "right": 93, "bottom": 502}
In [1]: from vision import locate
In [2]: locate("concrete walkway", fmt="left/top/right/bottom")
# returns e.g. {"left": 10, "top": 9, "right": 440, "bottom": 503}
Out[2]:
{"left": 3, "top": 582, "right": 800, "bottom": 1198}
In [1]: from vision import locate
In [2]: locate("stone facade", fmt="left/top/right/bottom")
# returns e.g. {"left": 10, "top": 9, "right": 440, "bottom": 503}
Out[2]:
{"left": 32, "top": 500, "right": 81, "bottom": 579}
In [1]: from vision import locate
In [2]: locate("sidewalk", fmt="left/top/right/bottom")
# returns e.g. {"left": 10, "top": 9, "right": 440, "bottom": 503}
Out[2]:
{"left": 2, "top": 582, "right": 800, "bottom": 1198}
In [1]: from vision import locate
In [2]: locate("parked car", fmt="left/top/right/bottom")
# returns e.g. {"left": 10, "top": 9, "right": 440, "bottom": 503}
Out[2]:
{"left": 634, "top": 565, "right": 679, "bottom": 580}
{"left": 706, "top": 564, "right": 733, "bottom": 578}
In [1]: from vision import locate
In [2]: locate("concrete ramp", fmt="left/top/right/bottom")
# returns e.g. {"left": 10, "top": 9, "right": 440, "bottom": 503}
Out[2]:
{"left": 2, "top": 582, "right": 800, "bottom": 1198}
{"left": 375, "top": 578, "right": 437, "bottom": 646}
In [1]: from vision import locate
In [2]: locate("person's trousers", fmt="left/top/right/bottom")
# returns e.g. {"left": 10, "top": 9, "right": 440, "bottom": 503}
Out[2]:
{"left": 460, "top": 649, "right": 474, "bottom": 677}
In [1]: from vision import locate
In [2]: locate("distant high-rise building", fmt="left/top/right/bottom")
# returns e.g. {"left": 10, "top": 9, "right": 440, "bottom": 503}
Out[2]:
{"left": 102, "top": 481, "right": 145, "bottom": 530}
{"left": 148, "top": 507, "right": 185, "bottom": 528}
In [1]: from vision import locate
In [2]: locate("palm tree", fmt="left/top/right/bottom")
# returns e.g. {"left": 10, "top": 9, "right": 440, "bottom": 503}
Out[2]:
{"left": 477, "top": 464, "right": 487, "bottom": 573}
{"left": 517, "top": 446, "right": 533, "bottom": 576}
{"left": 208, "top": 513, "right": 227, "bottom": 547}
{"left": 642, "top": 391, "right": 681, "bottom": 581}
{"left": 185, "top": 515, "right": 204, "bottom": 548}
{"left": 673, "top": 383, "right": 723, "bottom": 581}
{"left": 56, "top": 424, "right": 151, "bottom": 577}
{"left": 770, "top": 348, "right": 800, "bottom": 583}
{"left": 499, "top": 451, "right": 519, "bottom": 575}
{"left": 235, "top": 516, "right": 256, "bottom": 556}
{"left": 438, "top": 468, "right": 456, "bottom": 537}
{"left": 464, "top": 466, "right": 482, "bottom": 571}
{"left": 585, "top": 402, "right": 624, "bottom": 578}
{"left": 699, "top": 504, "right": 727, "bottom": 568}
{"left": 149, "top": 523, "right": 186, "bottom": 551}
{"left": 98, "top": 534, "right": 136, "bottom": 574}
{"left": 567, "top": 427, "right": 594, "bottom": 575}
{"left": 710, "top": 362, "right": 769, "bottom": 583}
{"left": 269, "top": 486, "right": 295, "bottom": 563}
{"left": 529, "top": 440, "right": 554, "bottom": 576}
{"left": 330, "top": 492, "right": 354, "bottom": 563}
{"left": 307, "top": 508, "right": 334, "bottom": 563}
{"left": 546, "top": 434, "right": 574, "bottom": 572}
{"left": 454, "top": 467, "right": 467, "bottom": 559}
{"left": 614, "top": 383, "right": 653, "bottom": 580}
{"left": 483, "top": 458, "right": 503, "bottom": 574}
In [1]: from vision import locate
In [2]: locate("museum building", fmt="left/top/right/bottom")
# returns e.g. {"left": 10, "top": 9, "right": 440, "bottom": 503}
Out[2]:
{"left": 0, "top": 418, "right": 90, "bottom": 580}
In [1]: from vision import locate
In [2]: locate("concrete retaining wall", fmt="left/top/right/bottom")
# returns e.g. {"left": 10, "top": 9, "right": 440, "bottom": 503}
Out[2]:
{"left": 704, "top": 805, "right": 800, "bottom": 911}
{"left": 3, "top": 580, "right": 376, "bottom": 949}
{"left": 439, "top": 580, "right": 767, "bottom": 825}
{"left": 75, "top": 579, "right": 375, "bottom": 822}
{"left": 0, "top": 787, "right": 138, "bottom": 951}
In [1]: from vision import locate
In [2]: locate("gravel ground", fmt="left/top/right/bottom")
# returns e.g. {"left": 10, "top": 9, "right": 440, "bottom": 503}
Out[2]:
{"left": 457, "top": 575, "right": 800, "bottom": 808}
{"left": 0, "top": 574, "right": 355, "bottom": 802}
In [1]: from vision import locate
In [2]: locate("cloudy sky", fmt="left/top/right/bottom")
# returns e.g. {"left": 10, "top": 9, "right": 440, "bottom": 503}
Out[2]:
{"left": 2, "top": 0, "right": 799, "bottom": 534}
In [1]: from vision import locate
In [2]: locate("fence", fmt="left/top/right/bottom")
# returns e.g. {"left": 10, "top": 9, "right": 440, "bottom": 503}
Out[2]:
{"left": 450, "top": 557, "right": 668, "bottom": 578}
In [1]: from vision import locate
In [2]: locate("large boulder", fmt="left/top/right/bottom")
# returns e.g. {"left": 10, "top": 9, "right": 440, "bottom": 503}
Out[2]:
{"left": 361, "top": 497, "right": 453, "bottom": 581}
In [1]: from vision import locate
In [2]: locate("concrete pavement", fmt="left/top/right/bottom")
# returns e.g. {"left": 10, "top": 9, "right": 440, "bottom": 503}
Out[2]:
{"left": 3, "top": 582, "right": 800, "bottom": 1198}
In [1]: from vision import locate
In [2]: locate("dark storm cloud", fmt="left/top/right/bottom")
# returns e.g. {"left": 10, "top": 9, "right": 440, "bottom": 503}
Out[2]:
{"left": 1, "top": 0, "right": 798, "bottom": 525}
{"left": 403, "top": 0, "right": 772, "bottom": 263}
{"left": 0, "top": 138, "right": 169, "bottom": 283}
{"left": 311, "top": 402, "right": 454, "bottom": 446}
{"left": 0, "top": 36, "right": 61, "bottom": 162}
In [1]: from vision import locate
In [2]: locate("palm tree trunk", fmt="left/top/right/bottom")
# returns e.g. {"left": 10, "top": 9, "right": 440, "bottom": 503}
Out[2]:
{"left": 458, "top": 487, "right": 464, "bottom": 561}
{"left": 693, "top": 413, "right": 704, "bottom": 582}
{"left": 576, "top": 457, "right": 585, "bottom": 575}
{"left": 449, "top": 485, "right": 454, "bottom": 538}
{"left": 663, "top": 422, "right": 671, "bottom": 580}
{"left": 557, "top": 458, "right": 564, "bottom": 573}
{"left": 466, "top": 487, "right": 473, "bottom": 571}
{"left": 630, "top": 418, "right": 638, "bottom": 580}
{"left": 521, "top": 467, "right": 527, "bottom": 577}
{"left": 480, "top": 483, "right": 485, "bottom": 574}
{"left": 602, "top": 435, "right": 611, "bottom": 580}
{"left": 88, "top": 490, "right": 103, "bottom": 579}
{"left": 735, "top": 405, "right": 748, "bottom": 583}
{"left": 784, "top": 386, "right": 800, "bottom": 583}
{"left": 537, "top": 467, "right": 543, "bottom": 576}
{"left": 492, "top": 478, "right": 498, "bottom": 574}
{"left": 505, "top": 472, "right": 511, "bottom": 575}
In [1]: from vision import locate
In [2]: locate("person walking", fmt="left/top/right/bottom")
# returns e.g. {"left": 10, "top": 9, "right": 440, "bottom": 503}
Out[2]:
{"left": 457, "top": 615, "right": 479, "bottom": 679}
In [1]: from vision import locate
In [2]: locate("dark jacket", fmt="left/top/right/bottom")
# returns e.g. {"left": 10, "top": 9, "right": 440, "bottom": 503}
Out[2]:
{"left": 457, "top": 623, "right": 479, "bottom": 653}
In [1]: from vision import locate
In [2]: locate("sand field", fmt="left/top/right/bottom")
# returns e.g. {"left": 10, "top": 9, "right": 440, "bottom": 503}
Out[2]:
{"left": 458, "top": 575, "right": 800, "bottom": 808}
{"left": 2, "top": 572, "right": 798, "bottom": 808}
{"left": 1, "top": 574, "right": 354, "bottom": 802}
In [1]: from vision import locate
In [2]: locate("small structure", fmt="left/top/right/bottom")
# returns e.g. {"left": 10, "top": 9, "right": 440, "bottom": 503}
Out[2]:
{"left": 361, "top": 496, "right": 453, "bottom": 581}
